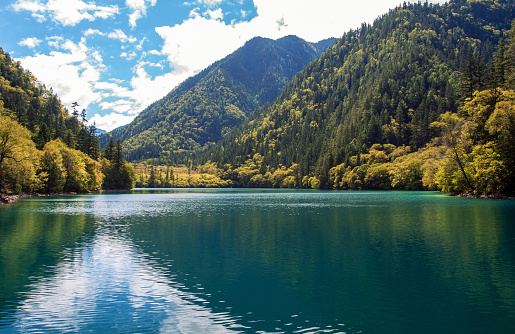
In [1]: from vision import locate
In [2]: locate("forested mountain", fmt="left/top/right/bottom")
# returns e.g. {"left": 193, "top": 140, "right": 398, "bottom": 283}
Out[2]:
{"left": 195, "top": 0, "right": 515, "bottom": 195}
{"left": 0, "top": 49, "right": 133, "bottom": 195}
{"left": 103, "top": 35, "right": 335, "bottom": 161}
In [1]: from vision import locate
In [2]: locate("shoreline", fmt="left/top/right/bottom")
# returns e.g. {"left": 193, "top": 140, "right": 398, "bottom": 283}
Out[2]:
{"left": 0, "top": 191, "right": 104, "bottom": 205}
{"left": 451, "top": 192, "right": 515, "bottom": 200}
{"left": 2, "top": 189, "right": 513, "bottom": 205}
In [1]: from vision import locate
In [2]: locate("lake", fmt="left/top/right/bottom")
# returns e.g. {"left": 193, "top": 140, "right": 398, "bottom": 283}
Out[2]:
{"left": 0, "top": 189, "right": 514, "bottom": 333}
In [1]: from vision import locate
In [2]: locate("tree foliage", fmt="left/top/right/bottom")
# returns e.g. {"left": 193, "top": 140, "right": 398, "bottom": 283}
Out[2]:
{"left": 101, "top": 137, "right": 134, "bottom": 190}
{"left": 0, "top": 48, "right": 133, "bottom": 195}
{"left": 0, "top": 113, "right": 40, "bottom": 193}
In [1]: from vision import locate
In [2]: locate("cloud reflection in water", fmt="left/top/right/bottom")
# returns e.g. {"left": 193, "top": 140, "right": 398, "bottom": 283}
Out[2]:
{"left": 12, "top": 229, "right": 241, "bottom": 333}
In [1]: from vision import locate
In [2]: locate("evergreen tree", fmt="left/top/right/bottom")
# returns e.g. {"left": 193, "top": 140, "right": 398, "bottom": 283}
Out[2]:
{"left": 71, "top": 102, "right": 79, "bottom": 118}
{"left": 34, "top": 122, "right": 52, "bottom": 150}
{"left": 80, "top": 108, "right": 87, "bottom": 125}
{"left": 101, "top": 137, "right": 134, "bottom": 190}
{"left": 88, "top": 123, "right": 100, "bottom": 160}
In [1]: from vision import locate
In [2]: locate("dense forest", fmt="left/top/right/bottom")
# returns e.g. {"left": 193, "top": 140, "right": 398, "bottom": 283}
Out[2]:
{"left": 102, "top": 35, "right": 335, "bottom": 162}
{"left": 0, "top": 49, "right": 134, "bottom": 197}
{"left": 191, "top": 0, "right": 515, "bottom": 196}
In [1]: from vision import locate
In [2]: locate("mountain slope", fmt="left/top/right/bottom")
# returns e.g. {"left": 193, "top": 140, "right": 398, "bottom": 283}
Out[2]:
{"left": 198, "top": 0, "right": 515, "bottom": 188}
{"left": 105, "top": 35, "right": 334, "bottom": 161}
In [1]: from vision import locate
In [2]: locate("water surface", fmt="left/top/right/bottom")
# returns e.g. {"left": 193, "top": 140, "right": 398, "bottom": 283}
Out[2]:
{"left": 1, "top": 189, "right": 514, "bottom": 333}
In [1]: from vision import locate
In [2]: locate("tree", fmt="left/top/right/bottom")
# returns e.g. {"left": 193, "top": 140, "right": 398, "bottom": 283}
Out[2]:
{"left": 80, "top": 108, "right": 87, "bottom": 125}
{"left": 87, "top": 123, "right": 100, "bottom": 160}
{"left": 506, "top": 19, "right": 515, "bottom": 88}
{"left": 101, "top": 138, "right": 134, "bottom": 190}
{"left": 489, "top": 38, "right": 506, "bottom": 89}
{"left": 104, "top": 136, "right": 115, "bottom": 160}
{"left": 33, "top": 122, "right": 52, "bottom": 150}
{"left": 71, "top": 102, "right": 79, "bottom": 118}
{"left": 485, "top": 99, "right": 515, "bottom": 193}
{"left": 148, "top": 165, "right": 156, "bottom": 187}
{"left": 459, "top": 50, "right": 487, "bottom": 100}
{"left": 39, "top": 149, "right": 65, "bottom": 193}
{"left": 431, "top": 112, "right": 474, "bottom": 192}
{"left": 0, "top": 114, "right": 39, "bottom": 193}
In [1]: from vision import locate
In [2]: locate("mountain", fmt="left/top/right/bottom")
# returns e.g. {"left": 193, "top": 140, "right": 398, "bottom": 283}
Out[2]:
{"left": 104, "top": 35, "right": 335, "bottom": 162}
{"left": 197, "top": 0, "right": 515, "bottom": 189}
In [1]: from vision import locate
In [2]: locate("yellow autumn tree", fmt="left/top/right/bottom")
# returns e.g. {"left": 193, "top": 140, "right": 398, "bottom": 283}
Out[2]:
{"left": 0, "top": 113, "right": 40, "bottom": 194}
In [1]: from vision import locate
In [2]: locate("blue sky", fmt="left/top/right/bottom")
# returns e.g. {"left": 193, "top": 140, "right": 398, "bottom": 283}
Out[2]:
{"left": 1, "top": 0, "right": 448, "bottom": 131}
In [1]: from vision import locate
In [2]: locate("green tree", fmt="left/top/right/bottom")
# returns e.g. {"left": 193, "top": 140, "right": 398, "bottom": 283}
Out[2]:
{"left": 33, "top": 122, "right": 52, "bottom": 150}
{"left": 101, "top": 138, "right": 134, "bottom": 190}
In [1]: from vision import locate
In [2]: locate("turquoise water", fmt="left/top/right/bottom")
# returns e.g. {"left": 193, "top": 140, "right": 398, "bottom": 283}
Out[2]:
{"left": 0, "top": 189, "right": 514, "bottom": 333}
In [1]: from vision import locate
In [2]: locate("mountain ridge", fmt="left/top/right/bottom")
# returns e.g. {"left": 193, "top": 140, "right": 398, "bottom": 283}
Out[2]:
{"left": 195, "top": 0, "right": 515, "bottom": 192}
{"left": 103, "top": 35, "right": 336, "bottom": 161}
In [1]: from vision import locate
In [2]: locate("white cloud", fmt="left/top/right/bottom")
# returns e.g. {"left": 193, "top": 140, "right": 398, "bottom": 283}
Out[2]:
{"left": 108, "top": 29, "right": 138, "bottom": 43}
{"left": 13, "top": 0, "right": 119, "bottom": 26}
{"left": 205, "top": 8, "right": 223, "bottom": 20}
{"left": 47, "top": 35, "right": 64, "bottom": 48}
{"left": 90, "top": 112, "right": 136, "bottom": 131}
{"left": 84, "top": 28, "right": 105, "bottom": 37}
{"left": 136, "top": 37, "right": 147, "bottom": 51}
{"left": 199, "top": 0, "right": 223, "bottom": 6}
{"left": 126, "top": 0, "right": 157, "bottom": 28}
{"left": 128, "top": 64, "right": 191, "bottom": 112}
{"left": 129, "top": 10, "right": 142, "bottom": 28}
{"left": 12, "top": 0, "right": 46, "bottom": 13}
{"left": 18, "top": 39, "right": 103, "bottom": 115}
{"left": 149, "top": 62, "right": 164, "bottom": 69}
{"left": 95, "top": 81, "right": 131, "bottom": 98}
{"left": 189, "top": 7, "right": 200, "bottom": 18}
{"left": 18, "top": 37, "right": 42, "bottom": 48}
{"left": 121, "top": 51, "right": 137, "bottom": 60}
{"left": 109, "top": 78, "right": 125, "bottom": 84}
{"left": 99, "top": 100, "right": 134, "bottom": 113}
{"left": 155, "top": 16, "right": 248, "bottom": 76}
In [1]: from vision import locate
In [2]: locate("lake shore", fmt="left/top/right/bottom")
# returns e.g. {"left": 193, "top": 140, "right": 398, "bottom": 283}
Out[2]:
{"left": 2, "top": 189, "right": 513, "bottom": 205}
{"left": 0, "top": 194, "right": 25, "bottom": 204}
{"left": 452, "top": 192, "right": 515, "bottom": 200}
{"left": 0, "top": 191, "right": 104, "bottom": 205}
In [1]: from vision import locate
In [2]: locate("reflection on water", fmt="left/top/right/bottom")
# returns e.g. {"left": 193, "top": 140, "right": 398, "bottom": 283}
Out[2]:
{"left": 1, "top": 189, "right": 515, "bottom": 334}
{"left": 10, "top": 231, "right": 239, "bottom": 333}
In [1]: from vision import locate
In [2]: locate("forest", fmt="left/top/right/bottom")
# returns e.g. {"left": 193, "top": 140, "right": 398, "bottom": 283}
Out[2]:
{"left": 0, "top": 49, "right": 134, "bottom": 197}
{"left": 188, "top": 0, "right": 515, "bottom": 197}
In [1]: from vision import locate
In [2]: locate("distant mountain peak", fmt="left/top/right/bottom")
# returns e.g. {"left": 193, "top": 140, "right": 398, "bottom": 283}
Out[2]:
{"left": 103, "top": 35, "right": 335, "bottom": 161}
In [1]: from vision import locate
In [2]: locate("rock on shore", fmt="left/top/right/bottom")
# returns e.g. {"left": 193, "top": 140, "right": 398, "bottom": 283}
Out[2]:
{"left": 0, "top": 195, "right": 21, "bottom": 204}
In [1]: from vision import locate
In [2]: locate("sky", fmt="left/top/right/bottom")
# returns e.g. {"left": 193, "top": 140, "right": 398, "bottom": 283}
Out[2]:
{"left": 1, "top": 0, "right": 448, "bottom": 131}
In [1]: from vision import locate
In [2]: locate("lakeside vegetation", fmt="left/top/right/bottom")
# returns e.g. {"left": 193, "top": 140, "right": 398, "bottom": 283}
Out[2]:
{"left": 0, "top": 49, "right": 134, "bottom": 198}
{"left": 132, "top": 162, "right": 230, "bottom": 188}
